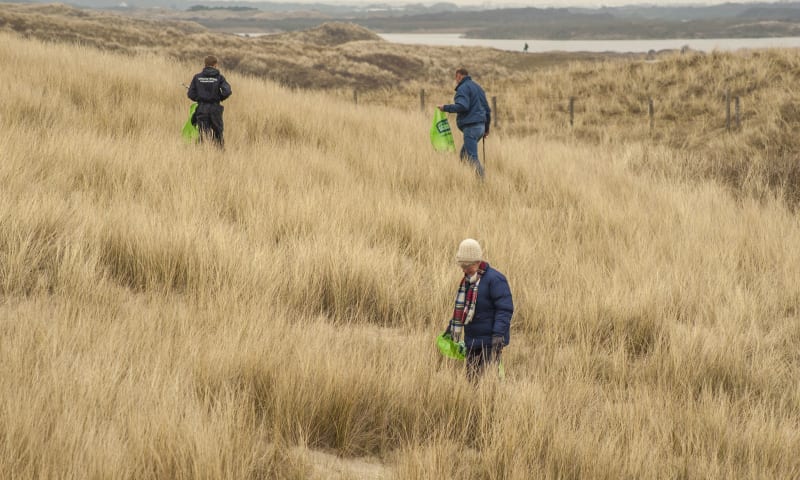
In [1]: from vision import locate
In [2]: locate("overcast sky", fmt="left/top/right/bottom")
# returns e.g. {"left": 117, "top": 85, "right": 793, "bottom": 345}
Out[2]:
{"left": 420, "top": 1, "right": 713, "bottom": 4}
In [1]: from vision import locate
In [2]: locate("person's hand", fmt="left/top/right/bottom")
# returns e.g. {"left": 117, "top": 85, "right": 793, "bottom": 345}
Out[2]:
{"left": 491, "top": 335, "right": 504, "bottom": 352}
{"left": 437, "top": 105, "right": 444, "bottom": 111}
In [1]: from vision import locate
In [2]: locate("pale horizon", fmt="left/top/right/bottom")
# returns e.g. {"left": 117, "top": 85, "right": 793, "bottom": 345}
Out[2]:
{"left": 223, "top": 0, "right": 764, "bottom": 9}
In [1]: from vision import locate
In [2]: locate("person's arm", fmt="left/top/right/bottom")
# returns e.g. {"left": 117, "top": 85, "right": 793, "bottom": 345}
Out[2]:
{"left": 219, "top": 75, "right": 232, "bottom": 101}
{"left": 440, "top": 87, "right": 469, "bottom": 113}
{"left": 187, "top": 76, "right": 198, "bottom": 102}
{"left": 490, "top": 275, "right": 513, "bottom": 343}
{"left": 442, "top": 90, "right": 469, "bottom": 113}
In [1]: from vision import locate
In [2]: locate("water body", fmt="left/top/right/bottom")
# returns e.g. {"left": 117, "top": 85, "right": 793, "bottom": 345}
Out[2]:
{"left": 377, "top": 33, "right": 800, "bottom": 53}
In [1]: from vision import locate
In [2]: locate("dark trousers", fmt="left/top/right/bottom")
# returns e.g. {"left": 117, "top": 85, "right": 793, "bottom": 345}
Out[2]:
{"left": 466, "top": 346, "right": 501, "bottom": 381}
{"left": 195, "top": 103, "right": 224, "bottom": 147}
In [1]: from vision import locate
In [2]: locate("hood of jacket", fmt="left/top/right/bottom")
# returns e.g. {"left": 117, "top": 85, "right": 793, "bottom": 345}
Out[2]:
{"left": 201, "top": 67, "right": 221, "bottom": 77}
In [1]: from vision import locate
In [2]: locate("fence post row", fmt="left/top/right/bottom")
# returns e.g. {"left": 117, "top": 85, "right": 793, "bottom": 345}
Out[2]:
{"left": 409, "top": 90, "right": 741, "bottom": 132}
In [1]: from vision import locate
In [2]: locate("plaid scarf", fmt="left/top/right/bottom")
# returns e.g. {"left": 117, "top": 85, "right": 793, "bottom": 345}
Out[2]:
{"left": 450, "top": 261, "right": 488, "bottom": 342}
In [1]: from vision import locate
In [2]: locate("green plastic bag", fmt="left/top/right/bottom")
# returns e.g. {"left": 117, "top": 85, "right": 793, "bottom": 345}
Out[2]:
{"left": 436, "top": 332, "right": 465, "bottom": 360}
{"left": 437, "top": 333, "right": 506, "bottom": 378}
{"left": 182, "top": 103, "right": 199, "bottom": 143}
{"left": 430, "top": 109, "right": 456, "bottom": 152}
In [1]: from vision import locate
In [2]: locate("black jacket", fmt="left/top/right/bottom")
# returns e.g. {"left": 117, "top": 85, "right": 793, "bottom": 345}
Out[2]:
{"left": 187, "top": 67, "right": 232, "bottom": 104}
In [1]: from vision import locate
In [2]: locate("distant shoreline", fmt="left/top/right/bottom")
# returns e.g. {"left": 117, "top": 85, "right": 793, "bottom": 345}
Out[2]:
{"left": 234, "top": 31, "right": 800, "bottom": 53}
{"left": 375, "top": 33, "right": 800, "bottom": 53}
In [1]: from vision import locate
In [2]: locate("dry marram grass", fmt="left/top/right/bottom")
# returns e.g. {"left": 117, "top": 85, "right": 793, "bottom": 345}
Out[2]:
{"left": 2, "top": 27, "right": 800, "bottom": 480}
{"left": 5, "top": 3, "right": 798, "bottom": 205}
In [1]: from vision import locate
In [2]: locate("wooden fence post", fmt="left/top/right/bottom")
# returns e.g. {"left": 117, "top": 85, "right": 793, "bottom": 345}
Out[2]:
{"left": 725, "top": 89, "right": 731, "bottom": 131}
{"left": 492, "top": 96, "right": 498, "bottom": 128}
{"left": 353, "top": 89, "right": 358, "bottom": 105}
{"left": 648, "top": 97, "right": 654, "bottom": 133}
{"left": 735, "top": 96, "right": 741, "bottom": 130}
{"left": 569, "top": 97, "right": 574, "bottom": 128}
{"left": 420, "top": 89, "right": 425, "bottom": 112}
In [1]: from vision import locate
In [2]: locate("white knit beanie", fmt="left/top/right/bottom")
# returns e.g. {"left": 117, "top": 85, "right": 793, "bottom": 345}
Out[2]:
{"left": 456, "top": 238, "right": 483, "bottom": 263}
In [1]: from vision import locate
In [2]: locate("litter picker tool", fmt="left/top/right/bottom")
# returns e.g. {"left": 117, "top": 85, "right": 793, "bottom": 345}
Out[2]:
{"left": 482, "top": 136, "right": 487, "bottom": 169}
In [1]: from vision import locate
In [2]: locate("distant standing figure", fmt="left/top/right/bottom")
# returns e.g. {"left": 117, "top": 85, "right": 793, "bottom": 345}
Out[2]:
{"left": 437, "top": 68, "right": 491, "bottom": 179}
{"left": 523, "top": 42, "right": 529, "bottom": 52}
{"left": 447, "top": 238, "right": 513, "bottom": 380}
{"left": 188, "top": 55, "right": 232, "bottom": 147}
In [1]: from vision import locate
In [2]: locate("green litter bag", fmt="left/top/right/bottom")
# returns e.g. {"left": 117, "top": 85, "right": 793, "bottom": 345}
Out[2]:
{"left": 182, "top": 103, "right": 199, "bottom": 143}
{"left": 430, "top": 109, "right": 456, "bottom": 152}
{"left": 436, "top": 332, "right": 465, "bottom": 360}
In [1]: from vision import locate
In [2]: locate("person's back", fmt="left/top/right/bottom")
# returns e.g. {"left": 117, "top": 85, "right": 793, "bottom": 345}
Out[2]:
{"left": 451, "top": 75, "right": 490, "bottom": 131}
{"left": 189, "top": 67, "right": 229, "bottom": 104}
{"left": 187, "top": 55, "right": 232, "bottom": 147}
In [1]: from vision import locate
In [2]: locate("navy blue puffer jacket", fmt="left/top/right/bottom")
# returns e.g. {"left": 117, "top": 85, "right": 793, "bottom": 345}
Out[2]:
{"left": 463, "top": 264, "right": 513, "bottom": 350}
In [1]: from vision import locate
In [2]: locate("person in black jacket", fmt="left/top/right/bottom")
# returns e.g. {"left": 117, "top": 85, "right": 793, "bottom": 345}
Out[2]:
{"left": 187, "top": 55, "right": 232, "bottom": 147}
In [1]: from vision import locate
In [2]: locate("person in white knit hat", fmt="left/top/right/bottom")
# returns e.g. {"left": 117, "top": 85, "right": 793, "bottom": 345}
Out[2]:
{"left": 447, "top": 238, "right": 513, "bottom": 380}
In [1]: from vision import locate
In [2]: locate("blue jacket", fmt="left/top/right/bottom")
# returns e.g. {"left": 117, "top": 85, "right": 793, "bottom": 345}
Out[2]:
{"left": 463, "top": 264, "right": 513, "bottom": 350}
{"left": 442, "top": 76, "right": 491, "bottom": 131}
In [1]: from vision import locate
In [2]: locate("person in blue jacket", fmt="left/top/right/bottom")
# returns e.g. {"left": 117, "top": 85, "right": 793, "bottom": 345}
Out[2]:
{"left": 448, "top": 238, "right": 513, "bottom": 380}
{"left": 188, "top": 55, "right": 232, "bottom": 147}
{"left": 437, "top": 68, "right": 491, "bottom": 178}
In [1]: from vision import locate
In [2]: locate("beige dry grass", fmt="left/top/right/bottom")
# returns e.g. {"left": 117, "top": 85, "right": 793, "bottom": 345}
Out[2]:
{"left": 10, "top": 0, "right": 792, "bottom": 205}
{"left": 2, "top": 22, "right": 800, "bottom": 480}
{"left": 7, "top": 2, "right": 797, "bottom": 204}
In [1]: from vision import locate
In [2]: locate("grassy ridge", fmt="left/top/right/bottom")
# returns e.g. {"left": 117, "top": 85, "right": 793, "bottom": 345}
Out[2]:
{"left": 3, "top": 24, "right": 800, "bottom": 480}
{"left": 0, "top": 3, "right": 615, "bottom": 90}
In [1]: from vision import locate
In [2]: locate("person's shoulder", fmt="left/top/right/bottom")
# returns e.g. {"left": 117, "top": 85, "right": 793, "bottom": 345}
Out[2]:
{"left": 489, "top": 267, "right": 510, "bottom": 284}
{"left": 467, "top": 79, "right": 485, "bottom": 92}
